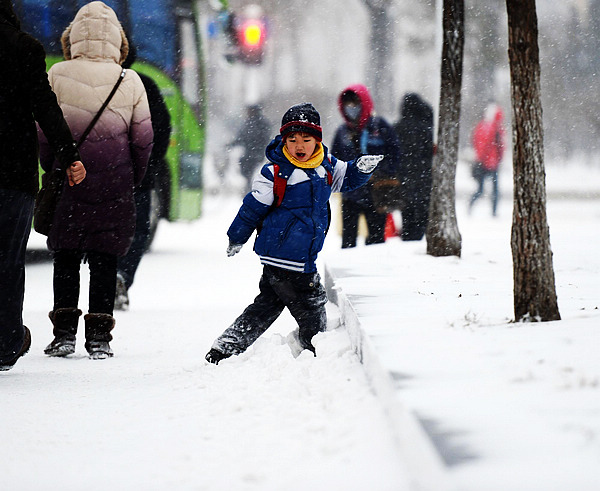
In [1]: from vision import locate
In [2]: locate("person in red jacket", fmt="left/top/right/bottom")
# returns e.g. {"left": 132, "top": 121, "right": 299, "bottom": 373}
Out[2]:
{"left": 469, "top": 103, "right": 506, "bottom": 216}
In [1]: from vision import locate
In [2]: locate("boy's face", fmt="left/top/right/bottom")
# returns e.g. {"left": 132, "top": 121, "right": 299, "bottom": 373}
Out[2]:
{"left": 285, "top": 132, "right": 318, "bottom": 162}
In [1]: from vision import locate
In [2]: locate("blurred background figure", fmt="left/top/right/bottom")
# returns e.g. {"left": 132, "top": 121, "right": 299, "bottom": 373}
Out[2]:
{"left": 469, "top": 103, "right": 506, "bottom": 217}
{"left": 394, "top": 92, "right": 434, "bottom": 241}
{"left": 228, "top": 104, "right": 271, "bottom": 194}
{"left": 332, "top": 84, "right": 402, "bottom": 248}
{"left": 116, "top": 42, "right": 172, "bottom": 311}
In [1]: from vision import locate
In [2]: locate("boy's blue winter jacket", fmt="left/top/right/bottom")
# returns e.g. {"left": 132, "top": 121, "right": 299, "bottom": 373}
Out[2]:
{"left": 227, "top": 135, "right": 372, "bottom": 273}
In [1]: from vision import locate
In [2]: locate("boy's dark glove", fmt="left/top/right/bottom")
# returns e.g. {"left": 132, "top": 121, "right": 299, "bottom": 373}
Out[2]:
{"left": 356, "top": 155, "right": 384, "bottom": 173}
{"left": 226, "top": 242, "right": 243, "bottom": 257}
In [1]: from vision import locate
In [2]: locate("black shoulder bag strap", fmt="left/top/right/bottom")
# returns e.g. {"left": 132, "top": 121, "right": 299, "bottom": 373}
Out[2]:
{"left": 34, "top": 69, "right": 127, "bottom": 236}
{"left": 75, "top": 68, "right": 126, "bottom": 150}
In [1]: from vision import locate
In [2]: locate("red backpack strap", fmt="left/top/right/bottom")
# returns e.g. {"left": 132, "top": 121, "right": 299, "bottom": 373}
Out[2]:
{"left": 323, "top": 154, "right": 333, "bottom": 186}
{"left": 272, "top": 163, "right": 287, "bottom": 207}
{"left": 272, "top": 162, "right": 330, "bottom": 208}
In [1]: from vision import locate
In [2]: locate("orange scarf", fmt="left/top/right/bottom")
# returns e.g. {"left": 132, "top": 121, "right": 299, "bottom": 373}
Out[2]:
{"left": 283, "top": 143, "right": 324, "bottom": 169}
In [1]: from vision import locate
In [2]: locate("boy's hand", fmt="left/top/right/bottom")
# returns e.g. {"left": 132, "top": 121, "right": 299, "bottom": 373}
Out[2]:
{"left": 226, "top": 242, "right": 243, "bottom": 257}
{"left": 67, "top": 161, "right": 86, "bottom": 186}
{"left": 356, "top": 155, "right": 384, "bottom": 174}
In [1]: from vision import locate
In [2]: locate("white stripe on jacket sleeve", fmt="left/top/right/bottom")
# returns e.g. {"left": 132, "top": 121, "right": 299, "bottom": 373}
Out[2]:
{"left": 250, "top": 165, "right": 276, "bottom": 206}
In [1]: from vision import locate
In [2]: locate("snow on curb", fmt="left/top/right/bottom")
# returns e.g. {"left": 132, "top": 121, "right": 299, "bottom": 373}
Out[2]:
{"left": 324, "top": 263, "right": 453, "bottom": 491}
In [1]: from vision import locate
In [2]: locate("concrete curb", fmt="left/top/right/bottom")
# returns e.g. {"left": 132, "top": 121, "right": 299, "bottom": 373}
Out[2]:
{"left": 324, "top": 264, "right": 453, "bottom": 491}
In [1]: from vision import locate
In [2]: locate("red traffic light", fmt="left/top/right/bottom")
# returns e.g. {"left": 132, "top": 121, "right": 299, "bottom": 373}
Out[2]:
{"left": 236, "top": 18, "right": 266, "bottom": 64}
{"left": 240, "top": 20, "right": 264, "bottom": 48}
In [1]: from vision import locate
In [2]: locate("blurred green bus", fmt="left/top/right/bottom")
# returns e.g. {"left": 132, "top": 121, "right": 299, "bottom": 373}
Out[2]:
{"left": 16, "top": 0, "right": 205, "bottom": 236}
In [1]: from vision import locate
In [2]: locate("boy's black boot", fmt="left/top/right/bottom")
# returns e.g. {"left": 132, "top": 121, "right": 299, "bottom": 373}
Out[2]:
{"left": 44, "top": 308, "right": 82, "bottom": 357}
{"left": 205, "top": 348, "right": 231, "bottom": 365}
{"left": 84, "top": 313, "right": 115, "bottom": 360}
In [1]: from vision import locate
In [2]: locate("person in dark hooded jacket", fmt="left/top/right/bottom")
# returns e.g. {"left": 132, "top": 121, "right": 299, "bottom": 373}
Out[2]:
{"left": 332, "top": 84, "right": 402, "bottom": 248}
{"left": 394, "top": 92, "right": 434, "bottom": 241}
{"left": 115, "top": 41, "right": 172, "bottom": 311}
{"left": 0, "top": 0, "right": 85, "bottom": 371}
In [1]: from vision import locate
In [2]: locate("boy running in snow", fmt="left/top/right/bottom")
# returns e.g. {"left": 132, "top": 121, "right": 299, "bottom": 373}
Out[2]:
{"left": 205, "top": 102, "right": 382, "bottom": 364}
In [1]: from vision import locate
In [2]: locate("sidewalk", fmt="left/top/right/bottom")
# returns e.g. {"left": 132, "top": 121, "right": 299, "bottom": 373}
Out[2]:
{"left": 321, "top": 196, "right": 600, "bottom": 491}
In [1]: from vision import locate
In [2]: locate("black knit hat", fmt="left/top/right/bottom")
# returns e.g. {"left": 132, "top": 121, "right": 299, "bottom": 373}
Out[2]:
{"left": 279, "top": 103, "right": 322, "bottom": 142}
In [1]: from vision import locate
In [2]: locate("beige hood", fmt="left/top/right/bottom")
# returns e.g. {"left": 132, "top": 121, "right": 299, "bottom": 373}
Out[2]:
{"left": 61, "top": 1, "right": 128, "bottom": 64}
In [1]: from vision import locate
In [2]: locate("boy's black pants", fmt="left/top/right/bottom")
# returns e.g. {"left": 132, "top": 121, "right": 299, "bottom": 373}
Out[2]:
{"left": 53, "top": 249, "right": 117, "bottom": 315}
{"left": 213, "top": 265, "right": 327, "bottom": 356}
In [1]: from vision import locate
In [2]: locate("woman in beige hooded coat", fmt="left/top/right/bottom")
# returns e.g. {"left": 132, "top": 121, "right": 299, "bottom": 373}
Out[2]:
{"left": 37, "top": 1, "right": 153, "bottom": 359}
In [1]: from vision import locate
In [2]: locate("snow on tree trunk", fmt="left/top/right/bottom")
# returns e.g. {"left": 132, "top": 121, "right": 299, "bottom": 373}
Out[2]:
{"left": 506, "top": 0, "right": 560, "bottom": 322}
{"left": 426, "top": 0, "right": 464, "bottom": 258}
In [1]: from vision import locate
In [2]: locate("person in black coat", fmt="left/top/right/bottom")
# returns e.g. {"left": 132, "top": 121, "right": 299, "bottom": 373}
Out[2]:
{"left": 394, "top": 92, "right": 434, "bottom": 241}
{"left": 115, "top": 42, "right": 172, "bottom": 311}
{"left": 0, "top": 0, "right": 85, "bottom": 370}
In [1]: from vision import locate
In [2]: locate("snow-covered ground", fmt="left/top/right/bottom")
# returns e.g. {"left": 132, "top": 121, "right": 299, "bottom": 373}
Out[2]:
{"left": 3, "top": 197, "right": 408, "bottom": 491}
{"left": 3, "top": 160, "right": 599, "bottom": 490}
{"left": 323, "top": 162, "right": 600, "bottom": 491}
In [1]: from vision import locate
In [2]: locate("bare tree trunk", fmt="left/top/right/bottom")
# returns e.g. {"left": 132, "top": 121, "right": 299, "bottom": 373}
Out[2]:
{"left": 506, "top": 0, "right": 560, "bottom": 321}
{"left": 363, "top": 0, "right": 394, "bottom": 112}
{"left": 426, "top": 0, "right": 464, "bottom": 257}
{"left": 464, "top": 0, "right": 504, "bottom": 143}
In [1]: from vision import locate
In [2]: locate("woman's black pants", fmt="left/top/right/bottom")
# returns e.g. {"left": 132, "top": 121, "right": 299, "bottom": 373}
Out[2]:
{"left": 53, "top": 249, "right": 117, "bottom": 315}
